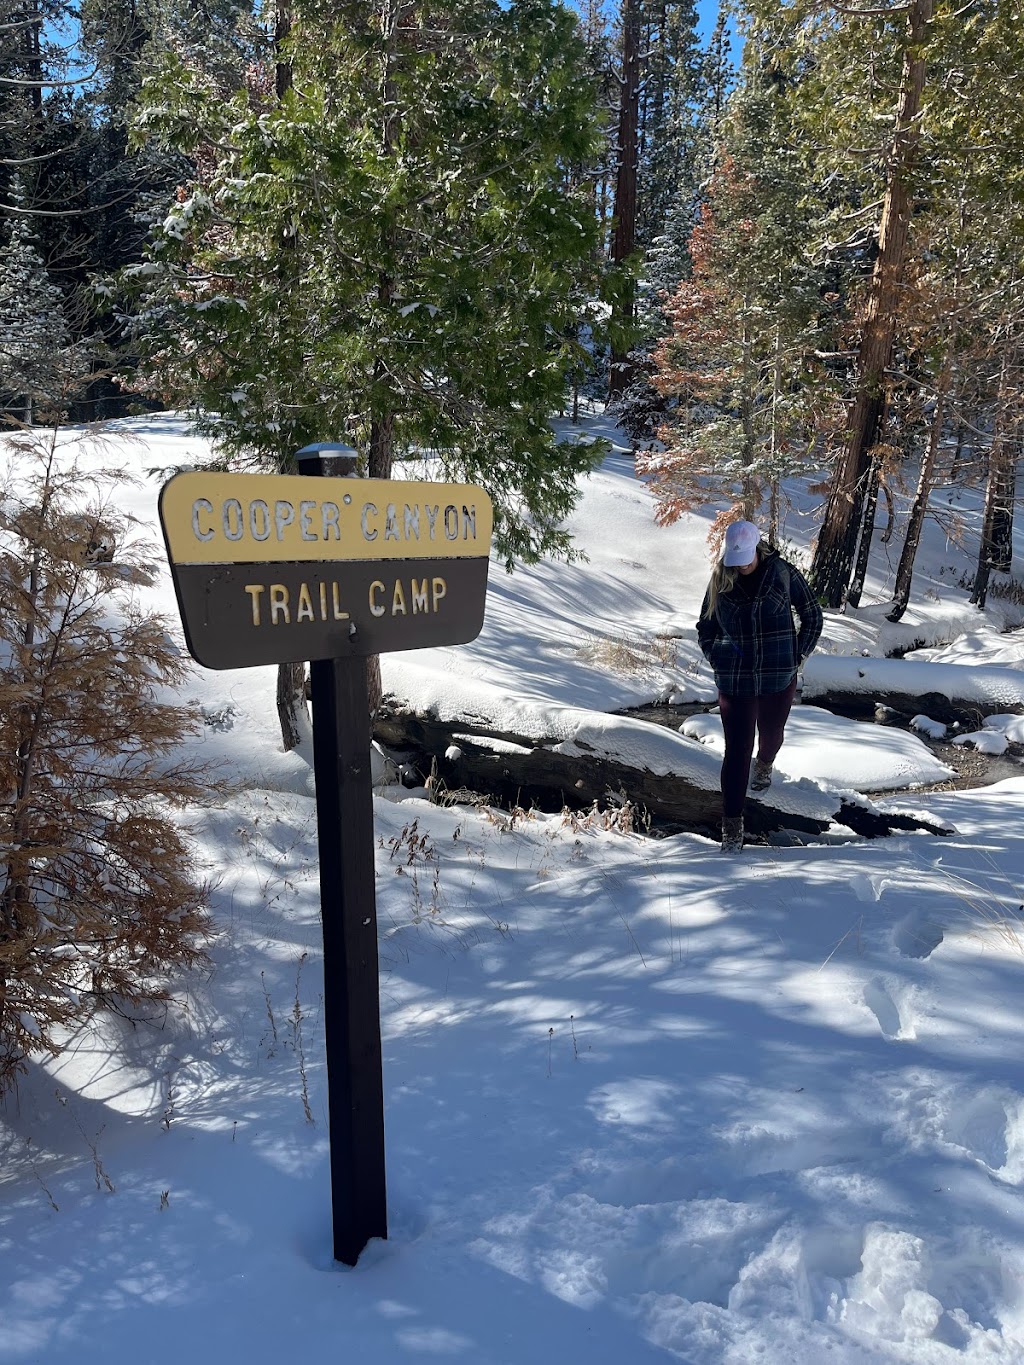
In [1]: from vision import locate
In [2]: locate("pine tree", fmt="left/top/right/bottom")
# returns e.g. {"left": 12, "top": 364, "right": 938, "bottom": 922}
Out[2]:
{"left": 605, "top": 0, "right": 724, "bottom": 434}
{"left": 123, "top": 0, "right": 609, "bottom": 569}
{"left": 654, "top": 0, "right": 1024, "bottom": 613}
{"left": 0, "top": 0, "right": 194, "bottom": 418}
{"left": 0, "top": 192, "right": 72, "bottom": 423}
{"left": 606, "top": 0, "right": 642, "bottom": 399}
{"left": 636, "top": 0, "right": 704, "bottom": 258}
{"left": 0, "top": 423, "right": 214, "bottom": 1091}
{"left": 606, "top": 0, "right": 708, "bottom": 401}
{"left": 639, "top": 42, "right": 841, "bottom": 536}
{"left": 710, "top": 0, "right": 1023, "bottom": 611}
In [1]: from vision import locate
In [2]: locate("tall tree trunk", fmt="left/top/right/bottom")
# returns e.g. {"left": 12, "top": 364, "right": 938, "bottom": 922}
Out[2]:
{"left": 608, "top": 0, "right": 641, "bottom": 399}
{"left": 950, "top": 419, "right": 968, "bottom": 481}
{"left": 972, "top": 352, "right": 1019, "bottom": 609}
{"left": 846, "top": 454, "right": 881, "bottom": 609}
{"left": 368, "top": 0, "right": 403, "bottom": 483}
{"left": 887, "top": 364, "right": 949, "bottom": 621}
{"left": 810, "top": 0, "right": 933, "bottom": 608}
{"left": 26, "top": 0, "right": 44, "bottom": 122}
{"left": 275, "top": 0, "right": 292, "bottom": 98}
{"left": 739, "top": 310, "right": 757, "bottom": 513}
{"left": 765, "top": 314, "right": 784, "bottom": 540}
{"left": 276, "top": 661, "right": 306, "bottom": 751}
{"left": 362, "top": 1, "right": 410, "bottom": 719}
{"left": 273, "top": 0, "right": 305, "bottom": 751}
{"left": 368, "top": 387, "right": 394, "bottom": 479}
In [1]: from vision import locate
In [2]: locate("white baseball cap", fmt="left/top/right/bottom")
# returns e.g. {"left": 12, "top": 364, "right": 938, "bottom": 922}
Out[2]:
{"left": 722, "top": 520, "right": 760, "bottom": 566}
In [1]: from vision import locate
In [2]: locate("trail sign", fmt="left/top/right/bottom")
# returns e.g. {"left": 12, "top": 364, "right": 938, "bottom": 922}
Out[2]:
{"left": 159, "top": 460, "right": 493, "bottom": 1268}
{"left": 159, "top": 471, "right": 493, "bottom": 668}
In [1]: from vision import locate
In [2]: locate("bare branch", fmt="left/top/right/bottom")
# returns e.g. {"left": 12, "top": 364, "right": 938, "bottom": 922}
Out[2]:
{"left": 827, "top": 2, "right": 914, "bottom": 14}
{"left": 0, "top": 65, "right": 100, "bottom": 90}
{"left": 0, "top": 188, "right": 142, "bottom": 218}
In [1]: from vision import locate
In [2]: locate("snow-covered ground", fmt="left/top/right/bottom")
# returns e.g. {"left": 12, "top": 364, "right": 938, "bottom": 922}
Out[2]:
{"left": 2, "top": 410, "right": 1024, "bottom": 1364}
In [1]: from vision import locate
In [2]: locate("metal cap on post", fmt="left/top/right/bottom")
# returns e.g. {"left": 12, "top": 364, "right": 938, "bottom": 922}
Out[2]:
{"left": 295, "top": 442, "right": 360, "bottom": 479}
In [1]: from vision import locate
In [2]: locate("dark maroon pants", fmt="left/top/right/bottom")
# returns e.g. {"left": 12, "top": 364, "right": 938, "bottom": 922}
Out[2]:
{"left": 718, "top": 676, "right": 799, "bottom": 818}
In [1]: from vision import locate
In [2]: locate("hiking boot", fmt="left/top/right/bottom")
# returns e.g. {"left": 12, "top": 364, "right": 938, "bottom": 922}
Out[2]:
{"left": 721, "top": 816, "right": 744, "bottom": 853}
{"left": 750, "top": 758, "right": 773, "bottom": 792}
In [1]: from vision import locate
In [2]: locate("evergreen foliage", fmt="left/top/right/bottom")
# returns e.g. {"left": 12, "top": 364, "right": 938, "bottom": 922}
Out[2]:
{"left": 0, "top": 193, "right": 74, "bottom": 422}
{"left": 639, "top": 59, "right": 842, "bottom": 532}
{"left": 605, "top": 0, "right": 726, "bottom": 429}
{"left": 0, "top": 0, "right": 195, "bottom": 419}
{"left": 123, "top": 0, "right": 610, "bottom": 568}
{"left": 635, "top": 0, "right": 705, "bottom": 259}
{"left": 641, "top": 0, "right": 1024, "bottom": 603}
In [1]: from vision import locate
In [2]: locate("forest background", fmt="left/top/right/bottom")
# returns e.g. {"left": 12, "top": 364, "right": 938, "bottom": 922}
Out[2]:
{"left": 6, "top": 0, "right": 1021, "bottom": 623}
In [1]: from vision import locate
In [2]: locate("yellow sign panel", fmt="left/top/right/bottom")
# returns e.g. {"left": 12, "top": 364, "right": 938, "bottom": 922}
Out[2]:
{"left": 160, "top": 472, "right": 494, "bottom": 565}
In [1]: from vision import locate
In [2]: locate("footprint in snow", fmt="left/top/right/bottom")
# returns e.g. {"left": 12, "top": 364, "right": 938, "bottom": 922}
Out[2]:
{"left": 863, "top": 977, "right": 916, "bottom": 1041}
{"left": 941, "top": 1090, "right": 1024, "bottom": 1183}
{"left": 893, "top": 909, "right": 944, "bottom": 959}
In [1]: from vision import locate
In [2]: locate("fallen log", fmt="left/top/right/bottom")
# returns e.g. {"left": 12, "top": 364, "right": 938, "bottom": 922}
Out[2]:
{"left": 374, "top": 699, "right": 951, "bottom": 841}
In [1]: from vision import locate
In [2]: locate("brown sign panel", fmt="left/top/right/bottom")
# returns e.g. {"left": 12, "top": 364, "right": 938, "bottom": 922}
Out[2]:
{"left": 159, "top": 471, "right": 492, "bottom": 669}
{"left": 169, "top": 557, "right": 489, "bottom": 669}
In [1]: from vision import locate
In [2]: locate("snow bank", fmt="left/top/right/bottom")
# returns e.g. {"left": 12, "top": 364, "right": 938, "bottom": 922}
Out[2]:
{"left": 804, "top": 655, "right": 1024, "bottom": 710}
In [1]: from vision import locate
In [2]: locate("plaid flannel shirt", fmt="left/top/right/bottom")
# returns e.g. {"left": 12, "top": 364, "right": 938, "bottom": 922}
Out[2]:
{"left": 696, "top": 549, "right": 823, "bottom": 698}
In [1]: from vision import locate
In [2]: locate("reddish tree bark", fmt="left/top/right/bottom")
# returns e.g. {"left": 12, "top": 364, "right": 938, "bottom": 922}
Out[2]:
{"left": 811, "top": 0, "right": 934, "bottom": 608}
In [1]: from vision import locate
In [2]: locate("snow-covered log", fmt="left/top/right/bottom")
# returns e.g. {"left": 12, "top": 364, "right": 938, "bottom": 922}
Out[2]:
{"left": 375, "top": 701, "right": 952, "bottom": 841}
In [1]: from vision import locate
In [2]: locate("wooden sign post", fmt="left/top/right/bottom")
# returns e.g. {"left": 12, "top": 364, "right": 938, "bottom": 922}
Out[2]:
{"left": 159, "top": 453, "right": 492, "bottom": 1266}
{"left": 297, "top": 446, "right": 385, "bottom": 1269}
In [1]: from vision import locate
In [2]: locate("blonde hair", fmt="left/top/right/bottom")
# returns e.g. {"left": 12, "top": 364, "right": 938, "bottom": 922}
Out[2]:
{"left": 702, "top": 542, "right": 764, "bottom": 617}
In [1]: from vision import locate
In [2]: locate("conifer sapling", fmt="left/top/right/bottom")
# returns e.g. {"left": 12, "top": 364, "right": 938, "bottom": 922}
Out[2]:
{"left": 0, "top": 424, "right": 215, "bottom": 1092}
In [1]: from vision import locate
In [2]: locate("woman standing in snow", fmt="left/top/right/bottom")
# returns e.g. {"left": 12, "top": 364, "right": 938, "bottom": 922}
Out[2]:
{"left": 696, "top": 520, "right": 823, "bottom": 852}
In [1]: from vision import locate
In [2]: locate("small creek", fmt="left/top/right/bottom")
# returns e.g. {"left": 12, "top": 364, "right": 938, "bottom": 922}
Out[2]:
{"left": 614, "top": 700, "right": 1024, "bottom": 796}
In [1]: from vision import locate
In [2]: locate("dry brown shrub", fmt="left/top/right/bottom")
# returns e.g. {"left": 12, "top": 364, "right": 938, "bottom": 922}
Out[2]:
{"left": 0, "top": 423, "right": 217, "bottom": 1092}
